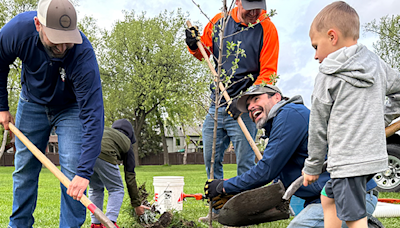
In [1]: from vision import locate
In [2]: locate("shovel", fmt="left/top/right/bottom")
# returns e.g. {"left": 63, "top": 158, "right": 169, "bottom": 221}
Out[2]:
{"left": 218, "top": 180, "right": 290, "bottom": 226}
{"left": 217, "top": 165, "right": 327, "bottom": 227}
{"left": 9, "top": 123, "right": 116, "bottom": 228}
{"left": 218, "top": 121, "right": 400, "bottom": 226}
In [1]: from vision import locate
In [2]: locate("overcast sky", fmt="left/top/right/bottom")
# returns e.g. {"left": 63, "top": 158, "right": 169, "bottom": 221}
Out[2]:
{"left": 77, "top": 0, "right": 400, "bottom": 107}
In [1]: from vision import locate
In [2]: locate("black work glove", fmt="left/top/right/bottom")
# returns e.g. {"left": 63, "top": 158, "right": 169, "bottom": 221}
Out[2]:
{"left": 185, "top": 26, "right": 200, "bottom": 51}
{"left": 226, "top": 98, "right": 241, "bottom": 120}
{"left": 204, "top": 179, "right": 225, "bottom": 199}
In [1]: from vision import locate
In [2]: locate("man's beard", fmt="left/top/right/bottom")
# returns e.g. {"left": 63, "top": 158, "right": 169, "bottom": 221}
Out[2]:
{"left": 39, "top": 31, "right": 69, "bottom": 58}
{"left": 251, "top": 104, "right": 268, "bottom": 129}
{"left": 256, "top": 116, "right": 267, "bottom": 129}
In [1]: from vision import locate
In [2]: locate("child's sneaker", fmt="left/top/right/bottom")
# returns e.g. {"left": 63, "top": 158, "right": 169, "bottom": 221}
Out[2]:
{"left": 90, "top": 224, "right": 104, "bottom": 228}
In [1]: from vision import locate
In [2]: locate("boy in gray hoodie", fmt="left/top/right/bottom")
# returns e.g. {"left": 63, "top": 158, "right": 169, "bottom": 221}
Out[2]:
{"left": 302, "top": 1, "right": 400, "bottom": 228}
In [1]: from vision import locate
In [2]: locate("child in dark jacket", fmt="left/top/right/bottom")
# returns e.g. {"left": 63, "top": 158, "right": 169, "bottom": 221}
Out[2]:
{"left": 89, "top": 119, "right": 149, "bottom": 228}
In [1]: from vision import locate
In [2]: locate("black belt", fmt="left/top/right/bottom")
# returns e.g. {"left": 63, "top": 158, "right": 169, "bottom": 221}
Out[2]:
{"left": 367, "top": 188, "right": 379, "bottom": 197}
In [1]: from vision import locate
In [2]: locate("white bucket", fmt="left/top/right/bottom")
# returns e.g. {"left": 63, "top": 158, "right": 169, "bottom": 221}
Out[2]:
{"left": 153, "top": 176, "right": 184, "bottom": 214}
{"left": 373, "top": 202, "right": 400, "bottom": 217}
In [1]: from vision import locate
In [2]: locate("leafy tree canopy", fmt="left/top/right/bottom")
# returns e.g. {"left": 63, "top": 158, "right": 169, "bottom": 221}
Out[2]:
{"left": 98, "top": 9, "right": 209, "bottom": 159}
{"left": 364, "top": 15, "right": 400, "bottom": 69}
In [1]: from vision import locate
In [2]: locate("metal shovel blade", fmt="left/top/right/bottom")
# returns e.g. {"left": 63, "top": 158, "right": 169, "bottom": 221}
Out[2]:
{"left": 218, "top": 180, "right": 290, "bottom": 226}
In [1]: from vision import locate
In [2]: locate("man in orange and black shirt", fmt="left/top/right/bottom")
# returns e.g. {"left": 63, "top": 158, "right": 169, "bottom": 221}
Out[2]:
{"left": 185, "top": 0, "right": 279, "bottom": 222}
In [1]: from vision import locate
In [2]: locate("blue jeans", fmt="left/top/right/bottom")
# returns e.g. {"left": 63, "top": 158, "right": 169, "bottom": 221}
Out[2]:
{"left": 9, "top": 95, "right": 86, "bottom": 228}
{"left": 89, "top": 158, "right": 124, "bottom": 224}
{"left": 202, "top": 105, "right": 257, "bottom": 179}
{"left": 287, "top": 191, "right": 378, "bottom": 228}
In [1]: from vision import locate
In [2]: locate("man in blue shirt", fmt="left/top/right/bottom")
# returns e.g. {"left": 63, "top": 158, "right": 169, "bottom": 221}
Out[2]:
{"left": 0, "top": 0, "right": 104, "bottom": 227}
{"left": 205, "top": 85, "right": 378, "bottom": 227}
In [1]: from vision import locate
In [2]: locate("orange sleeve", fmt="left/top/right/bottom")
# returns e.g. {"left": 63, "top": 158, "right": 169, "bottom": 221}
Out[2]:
{"left": 255, "top": 19, "right": 279, "bottom": 85}
{"left": 188, "top": 13, "right": 224, "bottom": 61}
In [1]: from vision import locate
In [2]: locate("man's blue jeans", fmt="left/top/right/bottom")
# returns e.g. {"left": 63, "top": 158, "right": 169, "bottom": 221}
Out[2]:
{"left": 202, "top": 105, "right": 257, "bottom": 179}
{"left": 9, "top": 95, "right": 86, "bottom": 228}
{"left": 287, "top": 191, "right": 378, "bottom": 228}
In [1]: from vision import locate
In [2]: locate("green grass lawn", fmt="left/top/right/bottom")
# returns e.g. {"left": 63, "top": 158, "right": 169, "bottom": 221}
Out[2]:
{"left": 0, "top": 164, "right": 400, "bottom": 227}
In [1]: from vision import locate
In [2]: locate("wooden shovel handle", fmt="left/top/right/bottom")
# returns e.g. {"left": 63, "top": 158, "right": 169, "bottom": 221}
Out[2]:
{"left": 386, "top": 120, "right": 400, "bottom": 138}
{"left": 0, "top": 130, "right": 8, "bottom": 160}
{"left": 186, "top": 20, "right": 262, "bottom": 160}
{"left": 9, "top": 123, "right": 116, "bottom": 228}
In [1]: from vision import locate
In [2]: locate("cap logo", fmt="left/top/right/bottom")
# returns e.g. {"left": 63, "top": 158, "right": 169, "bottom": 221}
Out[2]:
{"left": 59, "top": 15, "right": 71, "bottom": 28}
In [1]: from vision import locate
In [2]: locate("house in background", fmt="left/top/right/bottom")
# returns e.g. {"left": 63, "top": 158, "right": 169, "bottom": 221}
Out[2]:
{"left": 0, "top": 128, "right": 59, "bottom": 166}
{"left": 165, "top": 125, "right": 203, "bottom": 153}
{"left": 1, "top": 125, "right": 205, "bottom": 166}
{"left": 4, "top": 129, "right": 58, "bottom": 154}
{"left": 4, "top": 125, "right": 202, "bottom": 155}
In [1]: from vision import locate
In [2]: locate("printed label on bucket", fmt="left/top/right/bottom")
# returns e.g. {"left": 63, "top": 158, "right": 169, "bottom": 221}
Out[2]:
{"left": 164, "top": 190, "right": 173, "bottom": 210}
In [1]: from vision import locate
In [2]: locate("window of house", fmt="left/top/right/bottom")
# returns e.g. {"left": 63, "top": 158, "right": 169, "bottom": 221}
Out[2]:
{"left": 48, "top": 145, "right": 55, "bottom": 153}
{"left": 176, "top": 138, "right": 180, "bottom": 146}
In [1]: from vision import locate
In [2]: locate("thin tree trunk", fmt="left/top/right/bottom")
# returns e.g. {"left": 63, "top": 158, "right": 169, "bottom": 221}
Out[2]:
{"left": 209, "top": 1, "right": 228, "bottom": 226}
{"left": 158, "top": 115, "right": 169, "bottom": 165}
{"left": 183, "top": 142, "right": 188, "bottom": 165}
{"left": 133, "top": 111, "right": 146, "bottom": 167}
{"left": 181, "top": 124, "right": 188, "bottom": 165}
{"left": 133, "top": 142, "right": 140, "bottom": 167}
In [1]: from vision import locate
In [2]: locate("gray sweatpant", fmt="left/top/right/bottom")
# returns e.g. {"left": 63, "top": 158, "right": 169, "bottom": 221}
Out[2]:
{"left": 89, "top": 158, "right": 124, "bottom": 224}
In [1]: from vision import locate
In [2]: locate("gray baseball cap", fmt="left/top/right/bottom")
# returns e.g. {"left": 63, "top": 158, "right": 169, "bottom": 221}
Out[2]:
{"left": 237, "top": 85, "right": 282, "bottom": 113}
{"left": 241, "top": 0, "right": 266, "bottom": 11}
{"left": 37, "top": 0, "right": 82, "bottom": 44}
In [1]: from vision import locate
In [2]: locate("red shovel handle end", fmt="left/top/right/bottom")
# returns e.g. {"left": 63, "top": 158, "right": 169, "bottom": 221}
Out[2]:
{"left": 88, "top": 203, "right": 97, "bottom": 214}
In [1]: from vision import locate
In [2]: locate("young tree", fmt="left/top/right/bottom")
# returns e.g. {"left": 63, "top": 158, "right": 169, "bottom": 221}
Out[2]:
{"left": 190, "top": 0, "right": 277, "bottom": 178}
{"left": 189, "top": 1, "right": 279, "bottom": 225}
